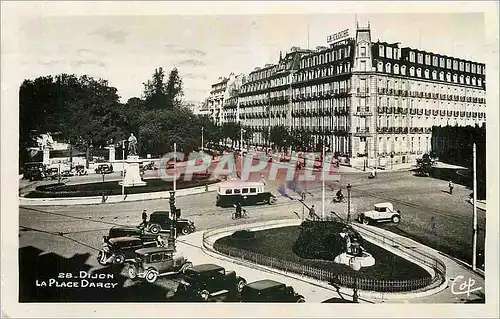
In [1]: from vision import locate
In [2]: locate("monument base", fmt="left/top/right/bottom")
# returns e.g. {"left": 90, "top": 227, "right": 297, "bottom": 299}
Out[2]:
{"left": 334, "top": 252, "right": 376, "bottom": 267}
{"left": 119, "top": 155, "right": 147, "bottom": 187}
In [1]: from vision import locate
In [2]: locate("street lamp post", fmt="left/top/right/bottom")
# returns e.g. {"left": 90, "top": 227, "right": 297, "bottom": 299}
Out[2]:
{"left": 201, "top": 127, "right": 204, "bottom": 152}
{"left": 349, "top": 257, "right": 361, "bottom": 303}
{"left": 121, "top": 140, "right": 125, "bottom": 196}
{"left": 347, "top": 183, "right": 352, "bottom": 224}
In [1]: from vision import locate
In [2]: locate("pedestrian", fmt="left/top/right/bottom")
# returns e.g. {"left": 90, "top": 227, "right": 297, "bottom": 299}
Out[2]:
{"left": 448, "top": 181, "right": 454, "bottom": 195}
{"left": 157, "top": 235, "right": 165, "bottom": 247}
{"left": 309, "top": 205, "right": 316, "bottom": 220}
{"left": 140, "top": 209, "right": 148, "bottom": 228}
{"left": 235, "top": 201, "right": 242, "bottom": 219}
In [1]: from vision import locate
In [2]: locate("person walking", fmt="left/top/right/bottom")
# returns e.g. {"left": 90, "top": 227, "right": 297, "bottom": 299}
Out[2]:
{"left": 448, "top": 181, "right": 454, "bottom": 195}
{"left": 140, "top": 209, "right": 148, "bottom": 228}
{"left": 235, "top": 201, "right": 242, "bottom": 219}
{"left": 309, "top": 205, "right": 316, "bottom": 220}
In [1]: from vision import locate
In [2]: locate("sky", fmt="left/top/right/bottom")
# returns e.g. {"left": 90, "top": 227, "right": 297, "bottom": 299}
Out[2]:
{"left": 8, "top": 7, "right": 490, "bottom": 104}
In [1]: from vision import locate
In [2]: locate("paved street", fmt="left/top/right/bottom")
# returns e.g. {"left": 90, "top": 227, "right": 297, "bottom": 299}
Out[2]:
{"left": 19, "top": 167, "right": 485, "bottom": 303}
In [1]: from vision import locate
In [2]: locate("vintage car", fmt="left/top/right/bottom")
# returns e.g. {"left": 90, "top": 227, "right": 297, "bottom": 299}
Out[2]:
{"left": 215, "top": 180, "right": 277, "bottom": 208}
{"left": 102, "top": 226, "right": 159, "bottom": 243}
{"left": 175, "top": 264, "right": 247, "bottom": 301}
{"left": 75, "top": 165, "right": 88, "bottom": 176}
{"left": 357, "top": 202, "right": 401, "bottom": 225}
{"left": 240, "top": 279, "right": 305, "bottom": 303}
{"left": 127, "top": 247, "right": 193, "bottom": 283}
{"left": 61, "top": 169, "right": 75, "bottom": 177}
{"left": 95, "top": 163, "right": 114, "bottom": 174}
{"left": 45, "top": 167, "right": 59, "bottom": 180}
{"left": 146, "top": 211, "right": 196, "bottom": 235}
{"left": 23, "top": 162, "right": 46, "bottom": 181}
{"left": 97, "top": 236, "right": 158, "bottom": 265}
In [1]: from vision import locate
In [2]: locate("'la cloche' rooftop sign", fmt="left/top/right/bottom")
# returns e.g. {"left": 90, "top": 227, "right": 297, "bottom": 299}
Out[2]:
{"left": 327, "top": 29, "right": 350, "bottom": 44}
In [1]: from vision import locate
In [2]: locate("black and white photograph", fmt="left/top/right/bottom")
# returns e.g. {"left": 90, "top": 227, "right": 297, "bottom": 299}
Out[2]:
{"left": 1, "top": 1, "right": 499, "bottom": 318}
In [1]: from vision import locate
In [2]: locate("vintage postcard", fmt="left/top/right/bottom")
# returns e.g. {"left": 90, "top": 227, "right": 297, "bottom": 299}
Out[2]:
{"left": 1, "top": 1, "right": 499, "bottom": 318}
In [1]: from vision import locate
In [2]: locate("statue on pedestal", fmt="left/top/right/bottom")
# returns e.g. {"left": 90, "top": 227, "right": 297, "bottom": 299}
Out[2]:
{"left": 128, "top": 133, "right": 138, "bottom": 156}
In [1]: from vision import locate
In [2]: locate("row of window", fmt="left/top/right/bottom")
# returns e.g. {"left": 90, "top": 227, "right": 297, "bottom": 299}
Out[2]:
{"left": 376, "top": 61, "right": 484, "bottom": 86}
{"left": 299, "top": 46, "right": 352, "bottom": 69}
{"left": 400, "top": 47, "right": 486, "bottom": 75}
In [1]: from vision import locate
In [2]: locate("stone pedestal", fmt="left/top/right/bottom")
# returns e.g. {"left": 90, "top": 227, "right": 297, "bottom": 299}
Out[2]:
{"left": 109, "top": 145, "right": 116, "bottom": 163}
{"left": 119, "top": 155, "right": 146, "bottom": 187}
{"left": 43, "top": 147, "right": 50, "bottom": 165}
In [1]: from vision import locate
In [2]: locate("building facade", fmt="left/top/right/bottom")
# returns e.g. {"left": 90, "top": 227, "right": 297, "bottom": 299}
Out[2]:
{"left": 213, "top": 23, "right": 487, "bottom": 168}
{"left": 206, "top": 73, "right": 245, "bottom": 125}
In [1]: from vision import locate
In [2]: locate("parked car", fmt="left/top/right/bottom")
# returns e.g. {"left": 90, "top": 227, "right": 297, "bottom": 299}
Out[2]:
{"left": 75, "top": 165, "right": 88, "bottom": 176}
{"left": 95, "top": 163, "right": 114, "bottom": 174}
{"left": 127, "top": 247, "right": 193, "bottom": 283}
{"left": 357, "top": 202, "right": 401, "bottom": 225}
{"left": 215, "top": 180, "right": 277, "bottom": 207}
{"left": 102, "top": 226, "right": 159, "bottom": 243}
{"left": 175, "top": 264, "right": 247, "bottom": 301}
{"left": 146, "top": 211, "right": 196, "bottom": 235}
{"left": 240, "top": 279, "right": 305, "bottom": 302}
{"left": 97, "top": 236, "right": 158, "bottom": 265}
{"left": 45, "top": 167, "right": 59, "bottom": 180}
{"left": 23, "top": 162, "right": 46, "bottom": 181}
{"left": 61, "top": 169, "right": 74, "bottom": 177}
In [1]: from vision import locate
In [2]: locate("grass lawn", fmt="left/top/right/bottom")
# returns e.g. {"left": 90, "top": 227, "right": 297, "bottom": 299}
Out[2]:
{"left": 215, "top": 226, "right": 430, "bottom": 281}
{"left": 25, "top": 175, "right": 216, "bottom": 198}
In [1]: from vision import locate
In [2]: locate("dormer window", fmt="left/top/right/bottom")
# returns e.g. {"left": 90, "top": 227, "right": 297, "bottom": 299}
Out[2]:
{"left": 385, "top": 62, "right": 391, "bottom": 73}
{"left": 377, "top": 61, "right": 384, "bottom": 72}
{"left": 379, "top": 45, "right": 385, "bottom": 57}
{"left": 386, "top": 47, "right": 393, "bottom": 59}
{"left": 409, "top": 51, "right": 415, "bottom": 62}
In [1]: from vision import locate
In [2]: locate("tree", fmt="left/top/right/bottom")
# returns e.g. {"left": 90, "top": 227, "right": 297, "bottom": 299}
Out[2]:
{"left": 142, "top": 67, "right": 183, "bottom": 109}
{"left": 243, "top": 127, "right": 253, "bottom": 146}
{"left": 269, "top": 125, "right": 290, "bottom": 152}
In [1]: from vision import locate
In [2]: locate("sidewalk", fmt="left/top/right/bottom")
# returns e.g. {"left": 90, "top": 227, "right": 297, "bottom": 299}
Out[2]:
{"left": 359, "top": 225, "right": 485, "bottom": 303}
{"left": 180, "top": 219, "right": 485, "bottom": 303}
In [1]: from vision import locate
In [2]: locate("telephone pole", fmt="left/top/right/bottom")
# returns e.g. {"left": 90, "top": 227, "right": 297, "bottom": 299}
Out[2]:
{"left": 472, "top": 143, "right": 478, "bottom": 271}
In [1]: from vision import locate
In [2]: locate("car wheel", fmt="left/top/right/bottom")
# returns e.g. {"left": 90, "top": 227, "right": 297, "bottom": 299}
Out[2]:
{"left": 128, "top": 265, "right": 138, "bottom": 280}
{"left": 200, "top": 289, "right": 210, "bottom": 301}
{"left": 296, "top": 297, "right": 306, "bottom": 303}
{"left": 145, "top": 269, "right": 159, "bottom": 283}
{"left": 181, "top": 227, "right": 190, "bottom": 235}
{"left": 149, "top": 224, "right": 161, "bottom": 234}
{"left": 362, "top": 218, "right": 370, "bottom": 225}
{"left": 268, "top": 197, "right": 277, "bottom": 205}
{"left": 113, "top": 254, "right": 125, "bottom": 264}
{"left": 97, "top": 251, "right": 106, "bottom": 265}
{"left": 392, "top": 215, "right": 401, "bottom": 223}
{"left": 236, "top": 278, "right": 246, "bottom": 293}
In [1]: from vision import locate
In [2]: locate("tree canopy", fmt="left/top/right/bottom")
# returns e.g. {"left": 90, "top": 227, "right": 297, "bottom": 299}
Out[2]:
{"left": 19, "top": 67, "right": 202, "bottom": 165}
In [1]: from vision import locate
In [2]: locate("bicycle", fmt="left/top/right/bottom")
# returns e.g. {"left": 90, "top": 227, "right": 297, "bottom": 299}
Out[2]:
{"left": 231, "top": 209, "right": 249, "bottom": 220}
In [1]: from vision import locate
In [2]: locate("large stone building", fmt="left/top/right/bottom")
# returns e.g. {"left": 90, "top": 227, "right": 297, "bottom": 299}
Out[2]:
{"left": 208, "top": 23, "right": 486, "bottom": 168}
{"left": 207, "top": 72, "right": 245, "bottom": 125}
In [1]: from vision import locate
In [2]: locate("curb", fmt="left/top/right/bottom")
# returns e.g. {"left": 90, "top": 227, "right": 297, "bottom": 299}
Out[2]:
{"left": 201, "top": 219, "right": 448, "bottom": 301}
{"left": 19, "top": 183, "right": 221, "bottom": 206}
